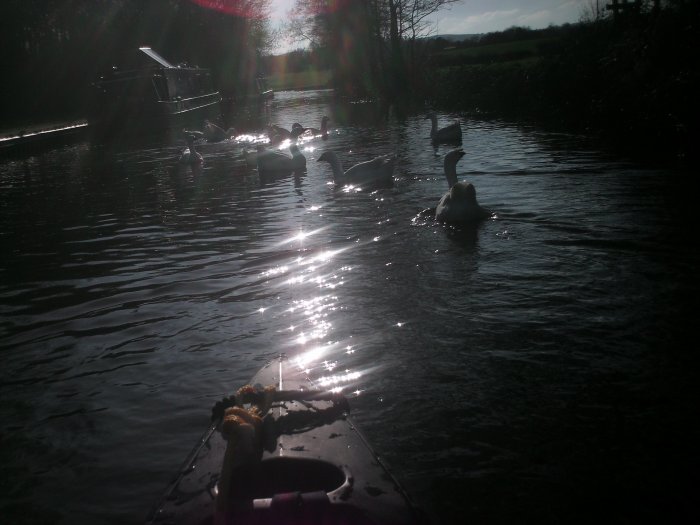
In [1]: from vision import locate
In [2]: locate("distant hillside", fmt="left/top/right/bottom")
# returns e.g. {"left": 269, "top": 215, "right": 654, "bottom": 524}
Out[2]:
{"left": 430, "top": 34, "right": 481, "bottom": 43}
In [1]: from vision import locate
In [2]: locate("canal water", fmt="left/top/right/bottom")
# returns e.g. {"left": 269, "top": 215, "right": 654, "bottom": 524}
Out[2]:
{"left": 1, "top": 90, "right": 698, "bottom": 524}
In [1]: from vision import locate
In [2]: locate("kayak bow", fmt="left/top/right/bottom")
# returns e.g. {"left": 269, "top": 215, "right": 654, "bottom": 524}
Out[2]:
{"left": 147, "top": 354, "right": 426, "bottom": 525}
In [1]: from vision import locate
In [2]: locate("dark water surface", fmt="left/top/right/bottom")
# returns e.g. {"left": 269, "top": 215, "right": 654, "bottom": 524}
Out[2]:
{"left": 1, "top": 90, "right": 698, "bottom": 524}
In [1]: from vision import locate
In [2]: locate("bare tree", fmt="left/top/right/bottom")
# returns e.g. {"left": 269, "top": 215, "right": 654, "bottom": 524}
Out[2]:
{"left": 580, "top": 0, "right": 608, "bottom": 22}
{"left": 396, "top": 0, "right": 461, "bottom": 43}
{"left": 286, "top": 0, "right": 333, "bottom": 49}
{"left": 287, "top": 0, "right": 459, "bottom": 48}
{"left": 284, "top": 0, "right": 461, "bottom": 97}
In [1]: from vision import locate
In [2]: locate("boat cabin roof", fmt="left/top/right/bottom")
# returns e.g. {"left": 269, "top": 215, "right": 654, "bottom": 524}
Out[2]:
{"left": 139, "top": 47, "right": 174, "bottom": 68}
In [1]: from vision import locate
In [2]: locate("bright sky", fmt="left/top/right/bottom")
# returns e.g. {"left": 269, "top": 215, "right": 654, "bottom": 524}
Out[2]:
{"left": 268, "top": 0, "right": 586, "bottom": 54}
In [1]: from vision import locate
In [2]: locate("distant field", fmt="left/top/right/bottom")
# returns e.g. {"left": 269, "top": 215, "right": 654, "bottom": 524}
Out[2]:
{"left": 265, "top": 69, "right": 332, "bottom": 91}
{"left": 433, "top": 37, "right": 557, "bottom": 66}
{"left": 440, "top": 56, "right": 542, "bottom": 71}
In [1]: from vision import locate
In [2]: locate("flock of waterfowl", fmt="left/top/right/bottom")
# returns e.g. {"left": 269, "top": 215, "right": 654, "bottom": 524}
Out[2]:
{"left": 180, "top": 113, "right": 492, "bottom": 225}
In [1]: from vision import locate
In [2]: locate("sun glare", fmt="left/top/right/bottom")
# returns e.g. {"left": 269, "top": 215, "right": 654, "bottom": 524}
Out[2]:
{"left": 188, "top": 0, "right": 266, "bottom": 17}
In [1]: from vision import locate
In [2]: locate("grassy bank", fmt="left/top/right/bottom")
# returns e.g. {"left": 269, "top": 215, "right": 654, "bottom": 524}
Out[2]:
{"left": 431, "top": 37, "right": 557, "bottom": 67}
{"left": 264, "top": 69, "right": 332, "bottom": 91}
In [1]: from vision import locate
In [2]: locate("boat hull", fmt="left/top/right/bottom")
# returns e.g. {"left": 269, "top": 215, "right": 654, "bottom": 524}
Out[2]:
{"left": 87, "top": 90, "right": 221, "bottom": 143}
{"left": 146, "top": 355, "right": 425, "bottom": 525}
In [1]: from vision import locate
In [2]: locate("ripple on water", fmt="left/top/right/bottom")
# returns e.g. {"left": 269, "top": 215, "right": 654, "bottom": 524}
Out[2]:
{"left": 1, "top": 95, "right": 698, "bottom": 524}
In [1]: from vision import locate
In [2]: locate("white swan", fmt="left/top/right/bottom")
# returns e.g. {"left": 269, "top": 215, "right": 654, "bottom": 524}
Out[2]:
{"left": 435, "top": 148, "right": 491, "bottom": 223}
{"left": 426, "top": 112, "right": 462, "bottom": 144}
{"left": 317, "top": 150, "right": 395, "bottom": 186}
{"left": 256, "top": 143, "right": 306, "bottom": 172}
{"left": 267, "top": 123, "right": 305, "bottom": 144}
{"left": 298, "top": 116, "right": 330, "bottom": 140}
{"left": 179, "top": 131, "right": 204, "bottom": 165}
{"left": 203, "top": 119, "right": 235, "bottom": 142}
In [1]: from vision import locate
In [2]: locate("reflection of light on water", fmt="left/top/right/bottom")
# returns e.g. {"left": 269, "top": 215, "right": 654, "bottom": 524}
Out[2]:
{"left": 293, "top": 345, "right": 365, "bottom": 394}
{"left": 262, "top": 265, "right": 289, "bottom": 278}
{"left": 304, "top": 248, "right": 342, "bottom": 266}
{"left": 233, "top": 132, "right": 268, "bottom": 144}
{"left": 296, "top": 135, "right": 318, "bottom": 149}
{"left": 292, "top": 314, "right": 332, "bottom": 345}
{"left": 294, "top": 345, "right": 329, "bottom": 371}
{"left": 275, "top": 226, "right": 328, "bottom": 249}
{"left": 262, "top": 230, "right": 346, "bottom": 290}
{"left": 308, "top": 321, "right": 332, "bottom": 341}
{"left": 290, "top": 295, "right": 335, "bottom": 315}
{"left": 290, "top": 336, "right": 369, "bottom": 395}
{"left": 318, "top": 370, "right": 363, "bottom": 391}
{"left": 286, "top": 274, "right": 305, "bottom": 285}
{"left": 290, "top": 230, "right": 310, "bottom": 243}
{"left": 256, "top": 225, "right": 369, "bottom": 396}
{"left": 278, "top": 248, "right": 347, "bottom": 290}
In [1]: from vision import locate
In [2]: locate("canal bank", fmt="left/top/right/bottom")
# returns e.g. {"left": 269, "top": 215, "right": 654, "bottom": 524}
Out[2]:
{"left": 0, "top": 120, "right": 89, "bottom": 153}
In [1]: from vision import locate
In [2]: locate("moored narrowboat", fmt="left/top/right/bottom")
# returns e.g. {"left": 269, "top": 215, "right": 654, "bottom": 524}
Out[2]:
{"left": 88, "top": 46, "right": 221, "bottom": 140}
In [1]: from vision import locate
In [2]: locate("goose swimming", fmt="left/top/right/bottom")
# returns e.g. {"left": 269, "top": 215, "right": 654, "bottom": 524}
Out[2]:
{"left": 179, "top": 130, "right": 204, "bottom": 165}
{"left": 426, "top": 112, "right": 462, "bottom": 144}
{"left": 203, "top": 119, "right": 235, "bottom": 142}
{"left": 256, "top": 144, "right": 306, "bottom": 172}
{"left": 317, "top": 150, "right": 395, "bottom": 187}
{"left": 435, "top": 148, "right": 491, "bottom": 223}
{"left": 267, "top": 123, "right": 305, "bottom": 144}
{"left": 298, "top": 116, "right": 330, "bottom": 140}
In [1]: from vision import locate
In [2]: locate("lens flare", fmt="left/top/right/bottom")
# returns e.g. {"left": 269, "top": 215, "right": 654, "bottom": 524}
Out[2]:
{"left": 188, "top": 0, "right": 267, "bottom": 17}
{"left": 191, "top": 0, "right": 351, "bottom": 18}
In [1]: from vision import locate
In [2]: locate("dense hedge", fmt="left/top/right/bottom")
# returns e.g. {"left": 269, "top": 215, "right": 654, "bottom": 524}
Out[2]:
{"left": 425, "top": 5, "right": 700, "bottom": 163}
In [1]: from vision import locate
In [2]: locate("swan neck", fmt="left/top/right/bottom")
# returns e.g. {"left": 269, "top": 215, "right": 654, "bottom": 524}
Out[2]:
{"left": 327, "top": 155, "right": 344, "bottom": 179}
{"left": 444, "top": 162, "right": 458, "bottom": 189}
{"left": 429, "top": 115, "right": 438, "bottom": 134}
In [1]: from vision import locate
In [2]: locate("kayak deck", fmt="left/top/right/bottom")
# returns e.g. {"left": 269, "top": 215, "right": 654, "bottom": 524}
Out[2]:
{"left": 147, "top": 355, "right": 425, "bottom": 524}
